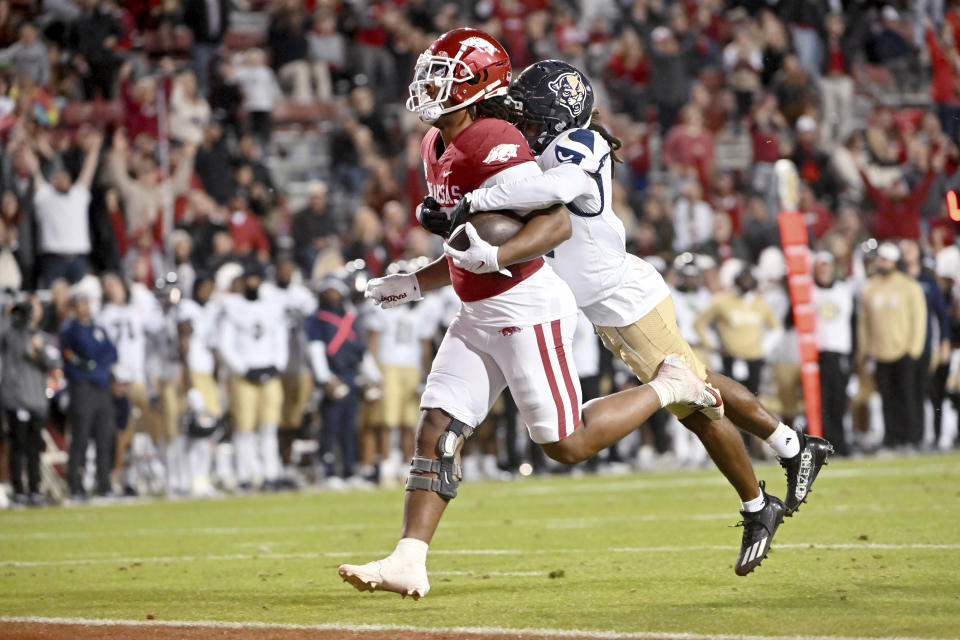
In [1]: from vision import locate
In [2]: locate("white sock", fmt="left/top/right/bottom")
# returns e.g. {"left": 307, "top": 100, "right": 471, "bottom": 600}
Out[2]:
{"left": 766, "top": 422, "right": 801, "bottom": 459}
{"left": 189, "top": 439, "right": 212, "bottom": 494}
{"left": 741, "top": 492, "right": 766, "bottom": 513}
{"left": 390, "top": 537, "right": 428, "bottom": 567}
{"left": 259, "top": 425, "right": 281, "bottom": 482}
{"left": 234, "top": 432, "right": 259, "bottom": 484}
{"left": 215, "top": 442, "right": 234, "bottom": 487}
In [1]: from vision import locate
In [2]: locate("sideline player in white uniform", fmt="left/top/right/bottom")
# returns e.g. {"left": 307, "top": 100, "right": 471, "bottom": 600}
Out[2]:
{"left": 265, "top": 256, "right": 317, "bottom": 480}
{"left": 177, "top": 273, "right": 222, "bottom": 494}
{"left": 338, "top": 29, "right": 712, "bottom": 599}
{"left": 441, "top": 60, "right": 835, "bottom": 575}
{"left": 366, "top": 267, "right": 439, "bottom": 480}
{"left": 98, "top": 273, "right": 163, "bottom": 491}
{"left": 218, "top": 261, "right": 288, "bottom": 490}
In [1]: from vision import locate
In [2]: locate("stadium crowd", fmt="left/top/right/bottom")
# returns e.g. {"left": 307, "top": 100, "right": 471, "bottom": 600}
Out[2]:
{"left": 2, "top": 0, "right": 960, "bottom": 506}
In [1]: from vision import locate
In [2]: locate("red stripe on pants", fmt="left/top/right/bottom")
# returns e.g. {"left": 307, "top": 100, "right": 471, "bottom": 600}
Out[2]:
{"left": 534, "top": 322, "right": 566, "bottom": 439}
{"left": 551, "top": 319, "right": 580, "bottom": 429}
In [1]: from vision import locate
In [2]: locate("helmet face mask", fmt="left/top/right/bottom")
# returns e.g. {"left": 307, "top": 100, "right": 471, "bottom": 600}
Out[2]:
{"left": 405, "top": 29, "right": 512, "bottom": 125}
{"left": 406, "top": 53, "right": 476, "bottom": 124}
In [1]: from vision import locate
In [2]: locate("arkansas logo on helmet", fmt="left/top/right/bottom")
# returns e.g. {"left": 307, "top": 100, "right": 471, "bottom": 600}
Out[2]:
{"left": 548, "top": 72, "right": 587, "bottom": 118}
{"left": 406, "top": 28, "right": 512, "bottom": 125}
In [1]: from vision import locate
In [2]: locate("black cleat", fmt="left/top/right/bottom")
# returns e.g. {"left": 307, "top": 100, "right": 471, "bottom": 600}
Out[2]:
{"left": 734, "top": 482, "right": 786, "bottom": 576}
{"left": 780, "top": 429, "right": 834, "bottom": 515}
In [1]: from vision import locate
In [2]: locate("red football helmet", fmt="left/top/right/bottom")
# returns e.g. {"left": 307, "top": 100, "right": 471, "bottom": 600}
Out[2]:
{"left": 406, "top": 28, "right": 512, "bottom": 124}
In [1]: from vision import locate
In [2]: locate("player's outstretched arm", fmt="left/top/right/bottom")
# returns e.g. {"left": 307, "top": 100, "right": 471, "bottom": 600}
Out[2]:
{"left": 365, "top": 258, "right": 451, "bottom": 309}
{"left": 413, "top": 257, "right": 453, "bottom": 292}
{"left": 468, "top": 163, "right": 596, "bottom": 215}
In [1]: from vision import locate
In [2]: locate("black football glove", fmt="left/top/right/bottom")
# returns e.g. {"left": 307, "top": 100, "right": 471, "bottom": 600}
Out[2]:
{"left": 417, "top": 195, "right": 473, "bottom": 238}
{"left": 447, "top": 195, "right": 472, "bottom": 236}
{"left": 417, "top": 196, "right": 452, "bottom": 237}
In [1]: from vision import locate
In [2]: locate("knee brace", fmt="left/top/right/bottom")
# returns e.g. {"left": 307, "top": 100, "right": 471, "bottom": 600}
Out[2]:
{"left": 405, "top": 417, "right": 474, "bottom": 499}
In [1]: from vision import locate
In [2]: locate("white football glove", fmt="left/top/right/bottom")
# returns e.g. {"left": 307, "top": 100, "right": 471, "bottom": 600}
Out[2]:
{"left": 365, "top": 272, "right": 422, "bottom": 309}
{"left": 443, "top": 222, "right": 508, "bottom": 275}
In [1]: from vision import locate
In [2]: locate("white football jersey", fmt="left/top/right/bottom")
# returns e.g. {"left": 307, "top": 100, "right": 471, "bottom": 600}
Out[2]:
{"left": 263, "top": 282, "right": 317, "bottom": 374}
{"left": 470, "top": 127, "right": 669, "bottom": 327}
{"left": 670, "top": 286, "right": 713, "bottom": 347}
{"left": 98, "top": 302, "right": 149, "bottom": 384}
{"left": 814, "top": 280, "right": 854, "bottom": 355}
{"left": 367, "top": 301, "right": 439, "bottom": 369}
{"left": 218, "top": 292, "right": 289, "bottom": 374}
{"left": 178, "top": 298, "right": 218, "bottom": 374}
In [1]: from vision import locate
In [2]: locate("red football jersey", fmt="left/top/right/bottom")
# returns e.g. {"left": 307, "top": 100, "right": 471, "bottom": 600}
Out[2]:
{"left": 421, "top": 117, "right": 544, "bottom": 303}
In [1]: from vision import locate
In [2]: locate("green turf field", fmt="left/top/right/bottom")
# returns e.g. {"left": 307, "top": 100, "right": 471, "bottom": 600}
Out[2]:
{"left": 1, "top": 452, "right": 959, "bottom": 638}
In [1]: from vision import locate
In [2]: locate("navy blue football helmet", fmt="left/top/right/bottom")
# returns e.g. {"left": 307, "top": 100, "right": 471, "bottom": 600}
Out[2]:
{"left": 509, "top": 60, "right": 595, "bottom": 154}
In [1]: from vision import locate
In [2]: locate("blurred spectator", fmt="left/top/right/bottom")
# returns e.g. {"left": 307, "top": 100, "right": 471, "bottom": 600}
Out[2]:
{"left": 813, "top": 251, "right": 854, "bottom": 456}
{"left": 771, "top": 55, "right": 813, "bottom": 125}
{"left": 182, "top": 0, "right": 231, "bottom": 95}
{"left": 781, "top": 0, "right": 826, "bottom": 78}
{"left": 0, "top": 193, "right": 21, "bottom": 290}
{"left": 672, "top": 180, "right": 714, "bottom": 253}
{"left": 1, "top": 295, "right": 60, "bottom": 505}
{"left": 662, "top": 106, "right": 714, "bottom": 192}
{"left": 195, "top": 121, "right": 234, "bottom": 204}
{"left": 169, "top": 70, "right": 211, "bottom": 145}
{"left": 0, "top": 22, "right": 49, "bottom": 87}
{"left": 226, "top": 48, "right": 281, "bottom": 145}
{"left": 268, "top": 0, "right": 313, "bottom": 103}
{"left": 792, "top": 115, "right": 840, "bottom": 206}
{"left": 925, "top": 18, "right": 960, "bottom": 144}
{"left": 604, "top": 28, "right": 648, "bottom": 119}
{"left": 309, "top": 10, "right": 348, "bottom": 97}
{"left": 226, "top": 194, "right": 270, "bottom": 261}
{"left": 821, "top": 13, "right": 856, "bottom": 148}
{"left": 858, "top": 242, "right": 927, "bottom": 449}
{"left": 68, "top": 0, "right": 124, "bottom": 99}
{"left": 695, "top": 211, "right": 749, "bottom": 264}
{"left": 798, "top": 183, "right": 833, "bottom": 241}
{"left": 105, "top": 129, "right": 196, "bottom": 242}
{"left": 869, "top": 6, "right": 913, "bottom": 86}
{"left": 236, "top": 135, "right": 275, "bottom": 201}
{"left": 722, "top": 16, "right": 762, "bottom": 121}
{"left": 858, "top": 151, "right": 941, "bottom": 240}
{"left": 292, "top": 181, "right": 338, "bottom": 274}
{"left": 62, "top": 291, "right": 118, "bottom": 499}
{"left": 647, "top": 26, "right": 692, "bottom": 132}
{"left": 118, "top": 60, "right": 169, "bottom": 142}
{"left": 27, "top": 131, "right": 102, "bottom": 288}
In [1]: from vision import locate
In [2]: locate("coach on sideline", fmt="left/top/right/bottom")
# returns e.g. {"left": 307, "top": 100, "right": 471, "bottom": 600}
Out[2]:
{"left": 61, "top": 290, "right": 118, "bottom": 500}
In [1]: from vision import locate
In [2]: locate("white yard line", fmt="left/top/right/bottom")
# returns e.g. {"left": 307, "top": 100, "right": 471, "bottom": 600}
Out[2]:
{"left": 0, "top": 615, "right": 935, "bottom": 640}
{"left": 3, "top": 502, "right": 955, "bottom": 541}
{"left": 2, "top": 543, "right": 956, "bottom": 568}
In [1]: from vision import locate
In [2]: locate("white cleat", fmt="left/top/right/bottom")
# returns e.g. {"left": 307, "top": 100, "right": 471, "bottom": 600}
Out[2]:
{"left": 338, "top": 558, "right": 430, "bottom": 600}
{"left": 654, "top": 354, "right": 724, "bottom": 420}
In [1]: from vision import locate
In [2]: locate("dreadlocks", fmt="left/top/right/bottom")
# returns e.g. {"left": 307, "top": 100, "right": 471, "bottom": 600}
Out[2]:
{"left": 587, "top": 108, "right": 623, "bottom": 170}
{"left": 469, "top": 95, "right": 520, "bottom": 123}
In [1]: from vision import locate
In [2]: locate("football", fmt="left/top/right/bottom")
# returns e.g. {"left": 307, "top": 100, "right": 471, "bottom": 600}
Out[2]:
{"left": 448, "top": 211, "right": 525, "bottom": 251}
